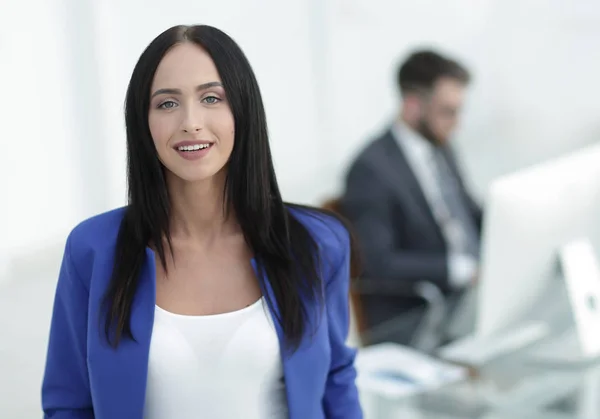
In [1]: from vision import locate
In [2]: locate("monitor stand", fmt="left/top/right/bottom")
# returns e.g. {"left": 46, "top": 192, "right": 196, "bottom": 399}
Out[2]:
{"left": 527, "top": 238, "right": 600, "bottom": 366}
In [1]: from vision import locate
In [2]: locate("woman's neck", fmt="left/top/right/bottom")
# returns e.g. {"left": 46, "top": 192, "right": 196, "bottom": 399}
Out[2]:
{"left": 166, "top": 171, "right": 239, "bottom": 244}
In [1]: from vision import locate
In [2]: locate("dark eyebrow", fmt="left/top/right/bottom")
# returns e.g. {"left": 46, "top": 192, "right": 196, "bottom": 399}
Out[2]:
{"left": 151, "top": 81, "right": 223, "bottom": 98}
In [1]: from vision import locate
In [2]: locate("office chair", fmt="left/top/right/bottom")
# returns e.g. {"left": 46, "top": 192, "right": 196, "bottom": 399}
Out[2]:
{"left": 321, "top": 198, "right": 447, "bottom": 354}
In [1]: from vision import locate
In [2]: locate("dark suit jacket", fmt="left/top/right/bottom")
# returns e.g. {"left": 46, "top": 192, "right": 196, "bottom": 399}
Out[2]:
{"left": 341, "top": 129, "right": 482, "bottom": 331}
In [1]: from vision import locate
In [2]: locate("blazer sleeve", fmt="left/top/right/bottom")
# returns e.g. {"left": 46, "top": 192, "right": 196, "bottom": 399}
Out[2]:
{"left": 322, "top": 227, "right": 363, "bottom": 419}
{"left": 41, "top": 235, "right": 94, "bottom": 418}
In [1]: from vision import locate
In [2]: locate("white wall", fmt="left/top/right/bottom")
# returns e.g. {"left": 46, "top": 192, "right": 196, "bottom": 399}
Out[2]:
{"left": 0, "top": 0, "right": 81, "bottom": 280}
{"left": 2, "top": 0, "right": 600, "bottom": 279}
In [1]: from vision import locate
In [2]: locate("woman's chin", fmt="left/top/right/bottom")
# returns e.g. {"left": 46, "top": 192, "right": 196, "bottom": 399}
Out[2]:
{"left": 167, "top": 166, "right": 226, "bottom": 185}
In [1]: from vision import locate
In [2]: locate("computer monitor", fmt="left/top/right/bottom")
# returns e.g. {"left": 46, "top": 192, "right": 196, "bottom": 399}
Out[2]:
{"left": 476, "top": 143, "right": 600, "bottom": 338}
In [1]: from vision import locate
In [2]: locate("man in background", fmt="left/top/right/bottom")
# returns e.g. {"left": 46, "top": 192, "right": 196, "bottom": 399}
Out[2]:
{"left": 341, "top": 50, "right": 482, "bottom": 346}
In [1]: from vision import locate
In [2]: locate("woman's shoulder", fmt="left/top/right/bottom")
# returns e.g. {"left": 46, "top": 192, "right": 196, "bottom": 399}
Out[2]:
{"left": 66, "top": 206, "right": 127, "bottom": 262}
{"left": 69, "top": 206, "right": 126, "bottom": 243}
{"left": 286, "top": 204, "right": 350, "bottom": 268}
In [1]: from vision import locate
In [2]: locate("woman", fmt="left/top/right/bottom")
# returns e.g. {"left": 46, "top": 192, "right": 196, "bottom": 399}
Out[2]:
{"left": 42, "top": 24, "right": 362, "bottom": 419}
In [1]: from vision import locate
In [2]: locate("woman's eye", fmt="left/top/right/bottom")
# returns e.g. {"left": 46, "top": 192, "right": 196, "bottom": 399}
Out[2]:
{"left": 203, "top": 96, "right": 220, "bottom": 105}
{"left": 158, "top": 100, "right": 177, "bottom": 109}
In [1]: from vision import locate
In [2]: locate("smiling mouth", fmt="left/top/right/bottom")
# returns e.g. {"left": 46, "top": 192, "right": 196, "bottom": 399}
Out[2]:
{"left": 176, "top": 144, "right": 213, "bottom": 152}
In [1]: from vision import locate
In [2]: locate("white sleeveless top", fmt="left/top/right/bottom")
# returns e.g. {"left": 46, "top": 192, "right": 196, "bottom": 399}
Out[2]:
{"left": 144, "top": 297, "right": 288, "bottom": 419}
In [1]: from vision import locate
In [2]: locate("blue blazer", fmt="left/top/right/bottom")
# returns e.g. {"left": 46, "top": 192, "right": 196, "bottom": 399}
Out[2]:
{"left": 42, "top": 207, "right": 363, "bottom": 419}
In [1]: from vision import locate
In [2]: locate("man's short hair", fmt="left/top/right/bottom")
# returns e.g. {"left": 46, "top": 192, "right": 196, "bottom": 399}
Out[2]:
{"left": 397, "top": 50, "right": 470, "bottom": 95}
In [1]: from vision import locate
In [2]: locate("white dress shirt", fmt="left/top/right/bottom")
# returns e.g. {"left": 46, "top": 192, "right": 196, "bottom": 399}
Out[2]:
{"left": 392, "top": 121, "right": 477, "bottom": 287}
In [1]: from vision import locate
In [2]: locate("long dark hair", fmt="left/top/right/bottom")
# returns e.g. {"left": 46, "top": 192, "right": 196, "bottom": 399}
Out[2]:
{"left": 102, "top": 24, "right": 343, "bottom": 352}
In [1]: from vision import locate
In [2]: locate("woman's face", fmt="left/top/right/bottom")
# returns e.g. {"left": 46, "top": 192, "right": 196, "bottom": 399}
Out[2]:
{"left": 148, "top": 42, "right": 235, "bottom": 183}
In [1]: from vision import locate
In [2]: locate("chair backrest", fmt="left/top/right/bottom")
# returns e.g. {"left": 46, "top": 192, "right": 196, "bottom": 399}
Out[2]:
{"left": 320, "top": 197, "right": 368, "bottom": 339}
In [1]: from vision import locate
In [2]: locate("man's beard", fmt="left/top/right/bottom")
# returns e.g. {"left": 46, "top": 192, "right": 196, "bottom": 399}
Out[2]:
{"left": 416, "top": 118, "right": 444, "bottom": 146}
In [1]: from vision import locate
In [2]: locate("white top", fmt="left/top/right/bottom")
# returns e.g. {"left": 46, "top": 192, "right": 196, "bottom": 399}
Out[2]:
{"left": 392, "top": 121, "right": 477, "bottom": 287}
{"left": 144, "top": 297, "right": 288, "bottom": 419}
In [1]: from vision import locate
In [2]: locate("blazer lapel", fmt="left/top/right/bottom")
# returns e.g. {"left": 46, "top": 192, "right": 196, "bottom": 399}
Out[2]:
{"left": 89, "top": 248, "right": 156, "bottom": 418}
{"left": 252, "top": 260, "right": 318, "bottom": 419}
{"left": 379, "top": 132, "right": 439, "bottom": 228}
{"left": 253, "top": 260, "right": 293, "bottom": 411}
{"left": 125, "top": 248, "right": 157, "bottom": 412}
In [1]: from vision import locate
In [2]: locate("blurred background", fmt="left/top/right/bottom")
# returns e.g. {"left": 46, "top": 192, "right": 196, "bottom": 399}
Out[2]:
{"left": 2, "top": 0, "right": 600, "bottom": 418}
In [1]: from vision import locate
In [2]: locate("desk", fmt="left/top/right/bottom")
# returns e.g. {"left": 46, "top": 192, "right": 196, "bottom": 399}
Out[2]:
{"left": 360, "top": 320, "right": 600, "bottom": 418}
{"left": 356, "top": 275, "right": 600, "bottom": 418}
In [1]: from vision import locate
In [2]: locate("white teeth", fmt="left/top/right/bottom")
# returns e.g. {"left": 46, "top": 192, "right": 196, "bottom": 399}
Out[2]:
{"left": 177, "top": 144, "right": 211, "bottom": 151}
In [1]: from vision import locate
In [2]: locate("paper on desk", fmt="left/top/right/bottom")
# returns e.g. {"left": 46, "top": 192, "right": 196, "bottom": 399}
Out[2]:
{"left": 355, "top": 343, "right": 468, "bottom": 398}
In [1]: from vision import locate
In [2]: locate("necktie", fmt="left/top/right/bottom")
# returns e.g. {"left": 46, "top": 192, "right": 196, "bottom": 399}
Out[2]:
{"left": 431, "top": 149, "right": 480, "bottom": 258}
